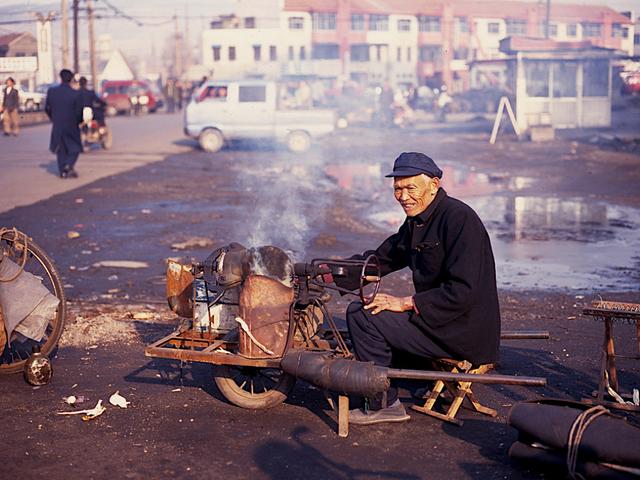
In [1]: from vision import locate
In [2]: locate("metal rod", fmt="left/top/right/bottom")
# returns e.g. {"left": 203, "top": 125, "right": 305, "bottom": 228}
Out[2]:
{"left": 387, "top": 368, "right": 546, "bottom": 386}
{"left": 501, "top": 330, "right": 549, "bottom": 340}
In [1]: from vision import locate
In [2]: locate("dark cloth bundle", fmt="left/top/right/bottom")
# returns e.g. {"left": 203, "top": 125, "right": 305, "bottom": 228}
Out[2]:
{"left": 508, "top": 400, "right": 640, "bottom": 479}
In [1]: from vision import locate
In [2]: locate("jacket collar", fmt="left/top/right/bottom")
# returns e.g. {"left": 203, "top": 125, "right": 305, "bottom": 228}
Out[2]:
{"left": 410, "top": 188, "right": 447, "bottom": 226}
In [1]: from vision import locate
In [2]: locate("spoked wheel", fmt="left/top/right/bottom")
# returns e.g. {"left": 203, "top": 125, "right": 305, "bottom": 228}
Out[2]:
{"left": 0, "top": 230, "right": 66, "bottom": 374}
{"left": 213, "top": 365, "right": 295, "bottom": 409}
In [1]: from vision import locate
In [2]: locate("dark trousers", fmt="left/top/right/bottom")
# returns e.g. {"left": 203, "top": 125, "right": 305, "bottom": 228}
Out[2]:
{"left": 56, "top": 149, "right": 79, "bottom": 174}
{"left": 346, "top": 301, "right": 451, "bottom": 409}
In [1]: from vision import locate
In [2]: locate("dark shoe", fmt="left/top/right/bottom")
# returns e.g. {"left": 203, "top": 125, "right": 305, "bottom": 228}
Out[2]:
{"left": 67, "top": 169, "right": 79, "bottom": 178}
{"left": 3, "top": 132, "right": 9, "bottom": 136}
{"left": 59, "top": 171, "right": 68, "bottom": 179}
{"left": 348, "top": 400, "right": 410, "bottom": 425}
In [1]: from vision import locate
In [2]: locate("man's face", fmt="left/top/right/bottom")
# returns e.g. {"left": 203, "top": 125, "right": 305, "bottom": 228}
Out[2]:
{"left": 393, "top": 174, "right": 440, "bottom": 217}
{"left": 6, "top": 79, "right": 14, "bottom": 87}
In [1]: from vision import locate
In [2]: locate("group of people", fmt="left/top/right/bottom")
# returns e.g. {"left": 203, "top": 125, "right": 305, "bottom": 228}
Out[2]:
{"left": 44, "top": 69, "right": 105, "bottom": 178}
{"left": 2, "top": 70, "right": 106, "bottom": 178}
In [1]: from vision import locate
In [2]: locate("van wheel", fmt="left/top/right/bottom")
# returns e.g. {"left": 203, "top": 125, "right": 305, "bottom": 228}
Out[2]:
{"left": 286, "top": 130, "right": 311, "bottom": 153}
{"left": 199, "top": 128, "right": 224, "bottom": 153}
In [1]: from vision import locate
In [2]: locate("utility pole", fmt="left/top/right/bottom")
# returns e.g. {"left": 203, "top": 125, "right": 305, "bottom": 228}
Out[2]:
{"left": 61, "top": 0, "right": 69, "bottom": 68}
{"left": 545, "top": 0, "right": 551, "bottom": 38}
{"left": 72, "top": 0, "right": 79, "bottom": 72}
{"left": 87, "top": 0, "right": 97, "bottom": 89}
{"left": 174, "top": 14, "right": 182, "bottom": 77}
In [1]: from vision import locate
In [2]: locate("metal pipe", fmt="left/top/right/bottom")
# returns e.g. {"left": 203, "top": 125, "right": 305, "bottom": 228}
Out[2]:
{"left": 387, "top": 368, "right": 546, "bottom": 386}
{"left": 501, "top": 330, "right": 549, "bottom": 340}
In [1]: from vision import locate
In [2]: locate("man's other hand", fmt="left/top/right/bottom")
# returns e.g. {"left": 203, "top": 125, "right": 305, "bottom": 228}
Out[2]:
{"left": 364, "top": 293, "right": 414, "bottom": 315}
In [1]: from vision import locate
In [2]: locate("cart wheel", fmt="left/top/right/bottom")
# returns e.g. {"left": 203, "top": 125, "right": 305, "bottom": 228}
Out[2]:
{"left": 214, "top": 365, "right": 295, "bottom": 409}
{"left": 0, "top": 230, "right": 66, "bottom": 374}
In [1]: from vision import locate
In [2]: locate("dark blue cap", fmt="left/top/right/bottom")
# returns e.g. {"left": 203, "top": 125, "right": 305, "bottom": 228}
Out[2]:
{"left": 385, "top": 152, "right": 443, "bottom": 178}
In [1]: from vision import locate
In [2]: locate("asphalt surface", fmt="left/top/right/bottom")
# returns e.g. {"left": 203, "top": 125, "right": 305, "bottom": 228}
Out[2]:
{"left": 1, "top": 109, "right": 639, "bottom": 479}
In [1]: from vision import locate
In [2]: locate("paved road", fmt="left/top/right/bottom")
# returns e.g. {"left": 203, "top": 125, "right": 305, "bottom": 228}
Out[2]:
{"left": 0, "top": 112, "right": 190, "bottom": 214}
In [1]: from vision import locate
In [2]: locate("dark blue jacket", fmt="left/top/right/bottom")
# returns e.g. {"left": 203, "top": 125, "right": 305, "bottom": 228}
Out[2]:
{"left": 340, "top": 188, "right": 501, "bottom": 365}
{"left": 2, "top": 86, "right": 19, "bottom": 111}
{"left": 45, "top": 83, "right": 83, "bottom": 154}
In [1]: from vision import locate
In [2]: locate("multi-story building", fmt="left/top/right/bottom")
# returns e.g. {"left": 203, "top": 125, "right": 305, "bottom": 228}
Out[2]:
{"left": 201, "top": 0, "right": 634, "bottom": 92}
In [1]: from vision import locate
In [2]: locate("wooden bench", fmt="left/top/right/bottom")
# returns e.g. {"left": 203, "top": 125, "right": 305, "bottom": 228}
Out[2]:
{"left": 411, "top": 359, "right": 498, "bottom": 426}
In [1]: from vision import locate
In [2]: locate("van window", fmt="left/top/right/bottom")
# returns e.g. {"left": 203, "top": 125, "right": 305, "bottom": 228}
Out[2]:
{"left": 198, "top": 85, "right": 228, "bottom": 102}
{"left": 239, "top": 85, "right": 266, "bottom": 102}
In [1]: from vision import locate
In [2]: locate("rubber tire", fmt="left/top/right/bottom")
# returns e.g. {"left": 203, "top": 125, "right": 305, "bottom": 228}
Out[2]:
{"left": 214, "top": 365, "right": 296, "bottom": 409}
{"left": 0, "top": 232, "right": 66, "bottom": 374}
{"left": 286, "top": 130, "right": 311, "bottom": 153}
{"left": 199, "top": 128, "right": 224, "bottom": 153}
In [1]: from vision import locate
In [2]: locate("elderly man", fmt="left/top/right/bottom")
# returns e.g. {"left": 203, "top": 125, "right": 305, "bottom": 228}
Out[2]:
{"left": 45, "top": 69, "right": 83, "bottom": 178}
{"left": 340, "top": 152, "right": 501, "bottom": 425}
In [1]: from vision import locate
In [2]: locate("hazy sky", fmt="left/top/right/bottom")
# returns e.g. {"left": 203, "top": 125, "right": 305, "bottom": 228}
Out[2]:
{"left": 1, "top": 0, "right": 638, "bottom": 63}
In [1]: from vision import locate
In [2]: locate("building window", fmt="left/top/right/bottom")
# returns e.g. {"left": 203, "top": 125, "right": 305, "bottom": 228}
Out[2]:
{"left": 312, "top": 43, "right": 339, "bottom": 59}
{"left": 582, "top": 22, "right": 602, "bottom": 38}
{"left": 288, "top": 16, "right": 304, "bottom": 29}
{"left": 566, "top": 23, "right": 577, "bottom": 36}
{"left": 583, "top": 59, "right": 609, "bottom": 97}
{"left": 418, "top": 16, "right": 440, "bottom": 32}
{"left": 212, "top": 45, "right": 221, "bottom": 61}
{"left": 456, "top": 17, "right": 469, "bottom": 33}
{"left": 288, "top": 46, "right": 294, "bottom": 61}
{"left": 407, "top": 47, "right": 411, "bottom": 62}
{"left": 253, "top": 45, "right": 261, "bottom": 61}
{"left": 228, "top": 46, "right": 236, "bottom": 61}
{"left": 506, "top": 19, "right": 527, "bottom": 35}
{"left": 374, "top": 45, "right": 383, "bottom": 61}
{"left": 525, "top": 60, "right": 549, "bottom": 97}
{"left": 239, "top": 85, "right": 266, "bottom": 102}
{"left": 635, "top": 33, "right": 640, "bottom": 45}
{"left": 300, "top": 46, "right": 306, "bottom": 59}
{"left": 397, "top": 19, "right": 411, "bottom": 32}
{"left": 350, "top": 44, "right": 369, "bottom": 62}
{"left": 369, "top": 14, "right": 388, "bottom": 31}
{"left": 269, "top": 45, "right": 277, "bottom": 61}
{"left": 488, "top": 22, "right": 500, "bottom": 34}
{"left": 552, "top": 62, "right": 577, "bottom": 97}
{"left": 612, "top": 23, "right": 628, "bottom": 38}
{"left": 312, "top": 12, "right": 336, "bottom": 30}
{"left": 419, "top": 45, "right": 442, "bottom": 62}
{"left": 453, "top": 47, "right": 468, "bottom": 60}
{"left": 244, "top": 17, "right": 255, "bottom": 28}
{"left": 397, "top": 46, "right": 401, "bottom": 62}
{"left": 351, "top": 14, "right": 365, "bottom": 31}
{"left": 538, "top": 22, "right": 557, "bottom": 37}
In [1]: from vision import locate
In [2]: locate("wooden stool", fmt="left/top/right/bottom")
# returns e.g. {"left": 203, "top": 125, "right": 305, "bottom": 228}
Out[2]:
{"left": 411, "top": 359, "right": 497, "bottom": 426}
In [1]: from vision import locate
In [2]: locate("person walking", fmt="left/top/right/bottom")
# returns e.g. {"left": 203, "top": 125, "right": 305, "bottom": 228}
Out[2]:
{"left": 45, "top": 69, "right": 84, "bottom": 178}
{"left": 1, "top": 77, "right": 20, "bottom": 136}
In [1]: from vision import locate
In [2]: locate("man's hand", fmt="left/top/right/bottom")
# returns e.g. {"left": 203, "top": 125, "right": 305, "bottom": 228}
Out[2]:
{"left": 364, "top": 293, "right": 414, "bottom": 315}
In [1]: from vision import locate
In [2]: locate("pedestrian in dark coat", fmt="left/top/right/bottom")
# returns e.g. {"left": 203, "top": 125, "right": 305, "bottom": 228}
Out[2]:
{"left": 45, "top": 69, "right": 83, "bottom": 178}
{"left": 1, "top": 77, "right": 20, "bottom": 136}
{"left": 336, "top": 152, "right": 501, "bottom": 425}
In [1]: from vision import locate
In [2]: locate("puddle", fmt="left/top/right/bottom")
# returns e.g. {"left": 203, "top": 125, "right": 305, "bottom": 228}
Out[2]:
{"left": 325, "top": 160, "right": 640, "bottom": 292}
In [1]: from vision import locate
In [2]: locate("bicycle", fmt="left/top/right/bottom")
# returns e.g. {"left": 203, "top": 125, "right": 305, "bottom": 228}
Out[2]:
{"left": 0, "top": 227, "right": 66, "bottom": 374}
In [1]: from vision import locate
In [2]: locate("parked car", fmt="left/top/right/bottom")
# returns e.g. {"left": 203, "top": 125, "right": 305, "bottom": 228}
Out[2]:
{"left": 101, "top": 80, "right": 159, "bottom": 116}
{"left": 184, "top": 80, "right": 336, "bottom": 153}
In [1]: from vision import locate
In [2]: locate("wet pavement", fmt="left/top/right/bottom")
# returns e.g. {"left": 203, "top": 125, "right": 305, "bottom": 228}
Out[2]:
{"left": 1, "top": 112, "right": 639, "bottom": 479}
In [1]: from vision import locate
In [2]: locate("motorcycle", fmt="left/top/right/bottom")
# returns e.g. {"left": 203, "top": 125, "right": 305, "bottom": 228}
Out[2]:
{"left": 80, "top": 106, "right": 112, "bottom": 150}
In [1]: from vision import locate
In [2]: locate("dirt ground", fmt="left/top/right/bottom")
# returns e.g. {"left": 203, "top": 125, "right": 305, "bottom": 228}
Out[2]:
{"left": 1, "top": 117, "right": 639, "bottom": 479}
